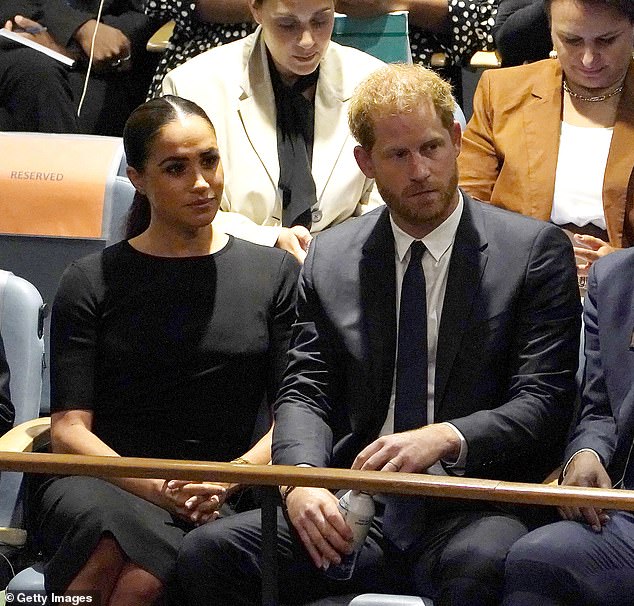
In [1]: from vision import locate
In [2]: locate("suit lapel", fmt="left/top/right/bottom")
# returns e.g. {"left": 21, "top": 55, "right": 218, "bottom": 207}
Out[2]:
{"left": 237, "top": 31, "right": 280, "bottom": 190}
{"left": 603, "top": 61, "right": 634, "bottom": 247}
{"left": 435, "top": 196, "right": 489, "bottom": 411}
{"left": 523, "top": 61, "right": 562, "bottom": 220}
{"left": 360, "top": 209, "right": 397, "bottom": 415}
{"left": 597, "top": 254, "right": 634, "bottom": 481}
{"left": 313, "top": 46, "right": 353, "bottom": 203}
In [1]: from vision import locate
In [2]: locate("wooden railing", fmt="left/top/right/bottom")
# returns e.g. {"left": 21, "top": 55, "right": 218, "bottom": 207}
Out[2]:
{"left": 2, "top": 438, "right": 634, "bottom": 605}
{"left": 1, "top": 450, "right": 634, "bottom": 511}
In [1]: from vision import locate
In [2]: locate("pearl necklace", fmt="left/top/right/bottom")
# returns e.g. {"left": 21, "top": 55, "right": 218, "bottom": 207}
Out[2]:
{"left": 563, "top": 79, "right": 624, "bottom": 102}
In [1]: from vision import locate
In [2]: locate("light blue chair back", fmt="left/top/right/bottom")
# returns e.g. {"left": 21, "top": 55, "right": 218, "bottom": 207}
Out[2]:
{"left": 330, "top": 13, "right": 466, "bottom": 131}
{"left": 0, "top": 271, "right": 45, "bottom": 530}
{"left": 0, "top": 271, "right": 44, "bottom": 426}
{"left": 0, "top": 134, "right": 135, "bottom": 412}
{"left": 332, "top": 12, "right": 411, "bottom": 64}
{"left": 0, "top": 134, "right": 131, "bottom": 307}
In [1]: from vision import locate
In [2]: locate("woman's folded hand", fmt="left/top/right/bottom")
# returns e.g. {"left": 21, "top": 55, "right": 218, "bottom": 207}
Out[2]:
{"left": 159, "top": 480, "right": 228, "bottom": 525}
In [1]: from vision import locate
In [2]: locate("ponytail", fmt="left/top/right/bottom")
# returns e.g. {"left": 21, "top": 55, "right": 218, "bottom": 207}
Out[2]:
{"left": 125, "top": 191, "right": 151, "bottom": 239}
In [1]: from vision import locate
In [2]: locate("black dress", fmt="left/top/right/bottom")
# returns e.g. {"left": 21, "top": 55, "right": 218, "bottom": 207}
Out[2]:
{"left": 32, "top": 237, "right": 299, "bottom": 592}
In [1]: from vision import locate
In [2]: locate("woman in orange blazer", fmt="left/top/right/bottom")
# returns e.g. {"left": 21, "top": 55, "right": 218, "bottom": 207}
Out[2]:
{"left": 459, "top": 0, "right": 634, "bottom": 280}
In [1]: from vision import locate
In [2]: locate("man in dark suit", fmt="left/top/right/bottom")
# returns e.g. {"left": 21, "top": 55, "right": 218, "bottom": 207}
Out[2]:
{"left": 504, "top": 248, "right": 634, "bottom": 606}
{"left": 1, "top": 0, "right": 158, "bottom": 135}
{"left": 177, "top": 63, "right": 581, "bottom": 606}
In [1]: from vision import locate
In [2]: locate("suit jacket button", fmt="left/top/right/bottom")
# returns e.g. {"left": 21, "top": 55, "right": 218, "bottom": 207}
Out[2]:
{"left": 312, "top": 209, "right": 323, "bottom": 223}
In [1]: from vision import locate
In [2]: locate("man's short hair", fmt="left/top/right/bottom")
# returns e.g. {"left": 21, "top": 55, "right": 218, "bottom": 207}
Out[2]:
{"left": 348, "top": 63, "right": 457, "bottom": 150}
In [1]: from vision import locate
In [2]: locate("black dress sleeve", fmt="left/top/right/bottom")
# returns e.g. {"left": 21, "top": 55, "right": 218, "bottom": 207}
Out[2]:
{"left": 493, "top": 0, "right": 552, "bottom": 66}
{"left": 0, "top": 333, "right": 14, "bottom": 435}
{"left": 266, "top": 252, "right": 300, "bottom": 407}
{"left": 50, "top": 261, "right": 101, "bottom": 413}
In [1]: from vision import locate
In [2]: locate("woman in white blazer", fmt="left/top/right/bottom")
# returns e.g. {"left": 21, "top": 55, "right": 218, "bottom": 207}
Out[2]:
{"left": 161, "top": 0, "right": 385, "bottom": 261}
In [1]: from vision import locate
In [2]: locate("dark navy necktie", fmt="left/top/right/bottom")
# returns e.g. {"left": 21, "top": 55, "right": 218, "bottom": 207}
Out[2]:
{"left": 383, "top": 241, "right": 428, "bottom": 551}
{"left": 395, "top": 240, "right": 428, "bottom": 432}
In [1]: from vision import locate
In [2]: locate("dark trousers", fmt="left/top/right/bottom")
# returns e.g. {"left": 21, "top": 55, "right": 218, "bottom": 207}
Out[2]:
{"left": 503, "top": 511, "right": 634, "bottom": 606}
{"left": 177, "top": 500, "right": 529, "bottom": 606}
{"left": 0, "top": 47, "right": 78, "bottom": 133}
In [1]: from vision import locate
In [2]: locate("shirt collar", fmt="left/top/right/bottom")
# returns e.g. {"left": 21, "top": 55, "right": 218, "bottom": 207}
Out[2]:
{"left": 390, "top": 191, "right": 464, "bottom": 263}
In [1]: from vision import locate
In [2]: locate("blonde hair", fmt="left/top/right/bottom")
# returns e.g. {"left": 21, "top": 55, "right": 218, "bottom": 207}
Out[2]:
{"left": 348, "top": 63, "right": 456, "bottom": 150}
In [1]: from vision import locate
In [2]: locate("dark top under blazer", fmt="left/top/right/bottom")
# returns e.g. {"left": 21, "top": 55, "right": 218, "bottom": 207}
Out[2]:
{"left": 566, "top": 248, "right": 634, "bottom": 486}
{"left": 272, "top": 194, "right": 581, "bottom": 485}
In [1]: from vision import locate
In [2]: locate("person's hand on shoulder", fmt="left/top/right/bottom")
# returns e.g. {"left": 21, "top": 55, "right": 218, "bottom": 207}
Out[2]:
{"left": 275, "top": 225, "right": 312, "bottom": 264}
{"left": 284, "top": 486, "right": 354, "bottom": 570}
{"left": 352, "top": 423, "right": 460, "bottom": 473}
{"left": 559, "top": 450, "right": 612, "bottom": 532}
{"left": 73, "top": 19, "right": 132, "bottom": 72}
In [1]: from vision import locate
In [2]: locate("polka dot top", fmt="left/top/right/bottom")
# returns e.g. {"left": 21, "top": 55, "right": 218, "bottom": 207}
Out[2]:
{"left": 410, "top": 0, "right": 497, "bottom": 67}
{"left": 145, "top": 0, "right": 256, "bottom": 99}
{"left": 144, "top": 0, "right": 497, "bottom": 100}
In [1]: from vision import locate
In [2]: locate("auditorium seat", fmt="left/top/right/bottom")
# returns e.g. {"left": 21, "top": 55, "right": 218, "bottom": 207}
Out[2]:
{"left": 0, "top": 271, "right": 46, "bottom": 587}
{"left": 0, "top": 132, "right": 135, "bottom": 410}
{"left": 0, "top": 133, "right": 130, "bottom": 296}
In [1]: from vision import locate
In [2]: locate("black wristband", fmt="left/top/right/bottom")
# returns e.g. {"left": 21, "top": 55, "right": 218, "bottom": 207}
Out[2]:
{"left": 280, "top": 485, "right": 297, "bottom": 508}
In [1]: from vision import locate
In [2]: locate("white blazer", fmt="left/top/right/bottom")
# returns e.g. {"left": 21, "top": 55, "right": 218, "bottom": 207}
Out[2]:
{"left": 162, "top": 28, "right": 385, "bottom": 246}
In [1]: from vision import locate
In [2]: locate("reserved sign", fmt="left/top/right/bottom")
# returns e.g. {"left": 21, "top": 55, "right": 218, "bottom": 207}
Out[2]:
{"left": 0, "top": 133, "right": 124, "bottom": 238}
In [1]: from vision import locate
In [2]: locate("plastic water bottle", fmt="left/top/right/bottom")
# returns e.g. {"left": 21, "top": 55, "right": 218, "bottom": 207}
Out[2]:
{"left": 324, "top": 490, "right": 375, "bottom": 581}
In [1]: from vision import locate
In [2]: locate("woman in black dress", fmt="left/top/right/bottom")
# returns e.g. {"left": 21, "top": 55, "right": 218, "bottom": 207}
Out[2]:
{"left": 31, "top": 95, "right": 299, "bottom": 604}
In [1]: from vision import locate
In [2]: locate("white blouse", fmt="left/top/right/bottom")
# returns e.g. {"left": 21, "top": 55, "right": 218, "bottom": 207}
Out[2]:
{"left": 551, "top": 122, "right": 613, "bottom": 230}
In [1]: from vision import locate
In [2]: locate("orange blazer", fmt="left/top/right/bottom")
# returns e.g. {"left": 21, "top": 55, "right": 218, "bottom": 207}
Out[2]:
{"left": 458, "top": 58, "right": 634, "bottom": 247}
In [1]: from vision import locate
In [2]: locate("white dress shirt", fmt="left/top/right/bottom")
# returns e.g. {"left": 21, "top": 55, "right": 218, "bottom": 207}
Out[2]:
{"left": 379, "top": 195, "right": 467, "bottom": 473}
